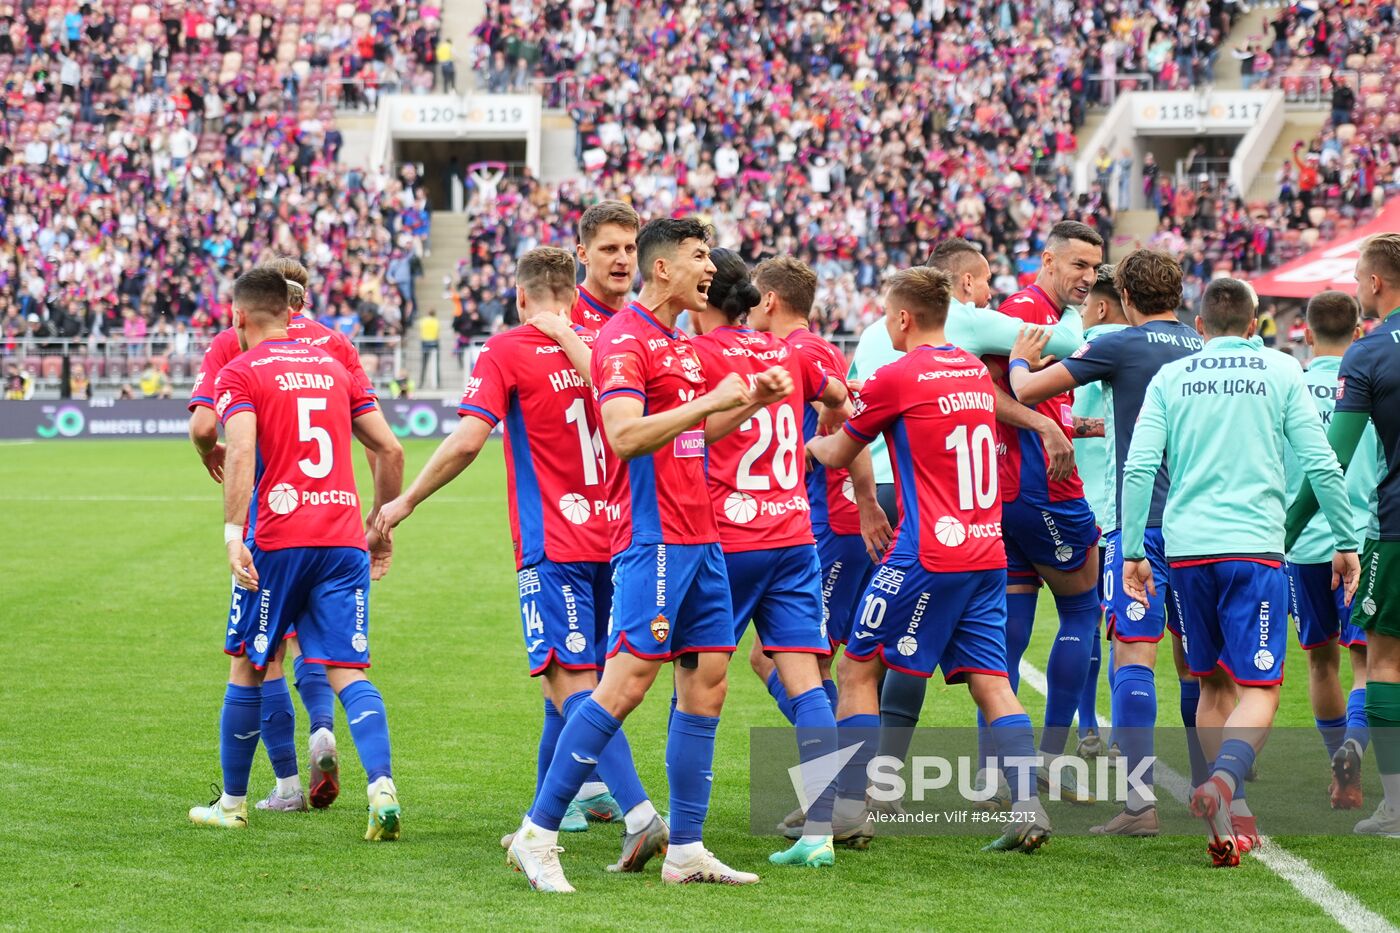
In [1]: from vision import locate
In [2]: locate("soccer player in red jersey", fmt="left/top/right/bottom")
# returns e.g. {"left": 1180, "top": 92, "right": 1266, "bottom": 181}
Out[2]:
{"left": 186, "top": 258, "right": 389, "bottom": 811}
{"left": 690, "top": 249, "right": 851, "bottom": 866}
{"left": 807, "top": 266, "right": 1052, "bottom": 854}
{"left": 570, "top": 200, "right": 639, "bottom": 331}
{"left": 375, "top": 248, "right": 665, "bottom": 868}
{"left": 187, "top": 267, "right": 405, "bottom": 840}
{"left": 508, "top": 218, "right": 793, "bottom": 892}
{"left": 987, "top": 221, "right": 1106, "bottom": 787}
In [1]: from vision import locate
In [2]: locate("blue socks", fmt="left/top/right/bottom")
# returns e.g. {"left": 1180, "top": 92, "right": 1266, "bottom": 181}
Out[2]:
{"left": 537, "top": 699, "right": 565, "bottom": 800}
{"left": 1346, "top": 687, "right": 1370, "bottom": 750}
{"left": 791, "top": 687, "right": 838, "bottom": 825}
{"left": 991, "top": 713, "right": 1038, "bottom": 802}
{"left": 1316, "top": 714, "right": 1348, "bottom": 759}
{"left": 1041, "top": 589, "right": 1101, "bottom": 755}
{"left": 835, "top": 713, "right": 881, "bottom": 802}
{"left": 765, "top": 670, "right": 797, "bottom": 724}
{"left": 219, "top": 683, "right": 263, "bottom": 796}
{"left": 1113, "top": 664, "right": 1157, "bottom": 793}
{"left": 293, "top": 655, "right": 335, "bottom": 734}
{"left": 1078, "top": 624, "right": 1102, "bottom": 736}
{"left": 561, "top": 691, "right": 646, "bottom": 813}
{"left": 878, "top": 670, "right": 926, "bottom": 765}
{"left": 338, "top": 680, "right": 392, "bottom": 783}
{"left": 823, "top": 678, "right": 838, "bottom": 711}
{"left": 530, "top": 697, "right": 620, "bottom": 831}
{"left": 1004, "top": 592, "right": 1038, "bottom": 693}
{"left": 667, "top": 710, "right": 720, "bottom": 845}
{"left": 1179, "top": 678, "right": 1209, "bottom": 788}
{"left": 1214, "top": 738, "right": 1256, "bottom": 793}
{"left": 260, "top": 677, "right": 299, "bottom": 780}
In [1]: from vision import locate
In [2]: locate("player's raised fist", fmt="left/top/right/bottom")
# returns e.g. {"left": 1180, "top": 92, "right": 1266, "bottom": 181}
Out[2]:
{"left": 752, "top": 366, "right": 794, "bottom": 405}
{"left": 706, "top": 371, "right": 751, "bottom": 412}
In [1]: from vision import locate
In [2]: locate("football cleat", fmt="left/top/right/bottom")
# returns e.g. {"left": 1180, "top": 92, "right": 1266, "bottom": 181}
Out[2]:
{"left": 1354, "top": 799, "right": 1400, "bottom": 837}
{"left": 866, "top": 793, "right": 908, "bottom": 818}
{"left": 982, "top": 801, "right": 1051, "bottom": 854}
{"left": 578, "top": 791, "right": 624, "bottom": 823}
{"left": 973, "top": 773, "right": 1013, "bottom": 814}
{"left": 1330, "top": 739, "right": 1364, "bottom": 810}
{"left": 1089, "top": 806, "right": 1160, "bottom": 836}
{"left": 776, "top": 805, "right": 806, "bottom": 835}
{"left": 559, "top": 800, "right": 589, "bottom": 833}
{"left": 606, "top": 814, "right": 669, "bottom": 873}
{"left": 1189, "top": 776, "right": 1239, "bottom": 867}
{"left": 364, "top": 777, "right": 401, "bottom": 841}
{"left": 255, "top": 787, "right": 308, "bottom": 812}
{"left": 662, "top": 849, "right": 760, "bottom": 885}
{"left": 308, "top": 728, "right": 340, "bottom": 810}
{"left": 508, "top": 827, "right": 574, "bottom": 893}
{"left": 1037, "top": 760, "right": 1096, "bottom": 805}
{"left": 769, "top": 836, "right": 835, "bottom": 868}
{"left": 1076, "top": 729, "right": 1106, "bottom": 759}
{"left": 1231, "top": 812, "right": 1259, "bottom": 855}
{"left": 189, "top": 785, "right": 248, "bottom": 829}
{"left": 782, "top": 805, "right": 873, "bottom": 848}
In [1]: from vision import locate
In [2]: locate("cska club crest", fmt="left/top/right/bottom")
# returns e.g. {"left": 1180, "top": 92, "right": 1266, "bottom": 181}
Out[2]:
{"left": 650, "top": 614, "right": 670, "bottom": 642}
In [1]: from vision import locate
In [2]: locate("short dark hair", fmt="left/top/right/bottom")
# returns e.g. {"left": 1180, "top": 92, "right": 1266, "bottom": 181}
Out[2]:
{"left": 926, "top": 238, "right": 985, "bottom": 277}
{"left": 1045, "top": 220, "right": 1105, "bottom": 252}
{"left": 516, "top": 247, "right": 577, "bottom": 301}
{"left": 885, "top": 267, "right": 953, "bottom": 329}
{"left": 753, "top": 256, "right": 817, "bottom": 317}
{"left": 636, "top": 217, "right": 712, "bottom": 283}
{"left": 1199, "top": 278, "right": 1256, "bottom": 336}
{"left": 1114, "top": 249, "right": 1182, "bottom": 316}
{"left": 578, "top": 200, "right": 640, "bottom": 246}
{"left": 1089, "top": 264, "right": 1121, "bottom": 304}
{"left": 1306, "top": 290, "right": 1361, "bottom": 342}
{"left": 706, "top": 249, "right": 761, "bottom": 322}
{"left": 232, "top": 267, "right": 292, "bottom": 321}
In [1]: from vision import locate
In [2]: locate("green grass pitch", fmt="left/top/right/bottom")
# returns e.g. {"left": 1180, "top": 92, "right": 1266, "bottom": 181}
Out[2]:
{"left": 2, "top": 439, "right": 1397, "bottom": 931}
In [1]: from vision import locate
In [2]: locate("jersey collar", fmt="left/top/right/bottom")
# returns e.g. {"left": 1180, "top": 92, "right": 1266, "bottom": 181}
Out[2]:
{"left": 578, "top": 286, "right": 619, "bottom": 320}
{"left": 1204, "top": 335, "right": 1254, "bottom": 350}
{"left": 626, "top": 301, "right": 681, "bottom": 339}
{"left": 1307, "top": 354, "right": 1342, "bottom": 372}
{"left": 1027, "top": 283, "right": 1062, "bottom": 315}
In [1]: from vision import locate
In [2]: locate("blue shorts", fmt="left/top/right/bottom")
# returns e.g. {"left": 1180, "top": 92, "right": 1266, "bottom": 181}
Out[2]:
{"left": 844, "top": 562, "right": 1009, "bottom": 682}
{"left": 1169, "top": 559, "right": 1290, "bottom": 686}
{"left": 1002, "top": 493, "right": 1100, "bottom": 583}
{"left": 1286, "top": 561, "right": 1367, "bottom": 650}
{"left": 519, "top": 560, "right": 611, "bottom": 676}
{"left": 726, "top": 545, "right": 831, "bottom": 654}
{"left": 225, "top": 546, "right": 371, "bottom": 669}
{"left": 816, "top": 530, "right": 876, "bottom": 646}
{"left": 1103, "top": 528, "right": 1180, "bottom": 642}
{"left": 608, "top": 542, "right": 736, "bottom": 661}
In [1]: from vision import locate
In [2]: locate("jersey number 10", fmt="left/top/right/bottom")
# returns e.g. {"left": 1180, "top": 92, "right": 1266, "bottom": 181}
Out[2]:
{"left": 946, "top": 424, "right": 996, "bottom": 510}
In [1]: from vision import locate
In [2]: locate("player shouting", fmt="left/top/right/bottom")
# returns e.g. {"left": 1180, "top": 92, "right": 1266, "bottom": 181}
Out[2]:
{"left": 375, "top": 248, "right": 660, "bottom": 860}
{"left": 807, "top": 267, "right": 1052, "bottom": 855}
{"left": 1287, "top": 233, "right": 1400, "bottom": 836}
{"left": 1009, "top": 249, "right": 1205, "bottom": 835}
{"left": 187, "top": 257, "right": 387, "bottom": 812}
{"left": 188, "top": 267, "right": 405, "bottom": 839}
{"left": 507, "top": 218, "right": 794, "bottom": 892}
{"left": 570, "top": 200, "right": 639, "bottom": 331}
{"left": 691, "top": 249, "right": 850, "bottom": 867}
{"left": 1121, "top": 277, "right": 1358, "bottom": 866}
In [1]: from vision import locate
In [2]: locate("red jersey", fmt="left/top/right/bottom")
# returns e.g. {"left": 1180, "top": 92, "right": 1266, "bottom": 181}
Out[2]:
{"left": 784, "top": 328, "right": 862, "bottom": 535}
{"left": 458, "top": 325, "right": 610, "bottom": 568}
{"left": 989, "top": 284, "right": 1083, "bottom": 502}
{"left": 592, "top": 302, "right": 716, "bottom": 553}
{"left": 691, "top": 326, "right": 828, "bottom": 553}
{"left": 570, "top": 286, "right": 624, "bottom": 332}
{"left": 190, "top": 313, "right": 374, "bottom": 412}
{"left": 842, "top": 345, "right": 1005, "bottom": 572}
{"left": 215, "top": 340, "right": 377, "bottom": 552}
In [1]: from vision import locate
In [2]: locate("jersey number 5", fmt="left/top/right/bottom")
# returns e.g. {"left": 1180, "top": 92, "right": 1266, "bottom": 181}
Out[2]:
{"left": 297, "top": 397, "right": 333, "bottom": 479}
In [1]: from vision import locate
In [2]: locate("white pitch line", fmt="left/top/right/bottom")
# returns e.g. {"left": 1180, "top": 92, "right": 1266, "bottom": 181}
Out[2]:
{"left": 1017, "top": 658, "right": 1396, "bottom": 933}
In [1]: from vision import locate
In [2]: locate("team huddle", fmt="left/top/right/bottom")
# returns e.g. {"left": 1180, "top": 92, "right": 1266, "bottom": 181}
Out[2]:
{"left": 182, "top": 201, "right": 1400, "bottom": 887}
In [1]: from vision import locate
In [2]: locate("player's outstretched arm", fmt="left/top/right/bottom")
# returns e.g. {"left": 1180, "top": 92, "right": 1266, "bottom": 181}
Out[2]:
{"left": 189, "top": 406, "right": 225, "bottom": 483}
{"left": 806, "top": 430, "right": 865, "bottom": 471}
{"left": 848, "top": 447, "right": 892, "bottom": 561}
{"left": 1285, "top": 410, "right": 1369, "bottom": 552}
{"left": 352, "top": 410, "right": 405, "bottom": 579}
{"left": 963, "top": 303, "right": 1084, "bottom": 358}
{"left": 1007, "top": 326, "right": 1080, "bottom": 407}
{"left": 705, "top": 367, "right": 796, "bottom": 442}
{"left": 375, "top": 415, "right": 492, "bottom": 535}
{"left": 602, "top": 372, "right": 751, "bottom": 460}
{"left": 222, "top": 411, "right": 259, "bottom": 592}
{"left": 1283, "top": 382, "right": 1361, "bottom": 559}
{"left": 529, "top": 312, "right": 593, "bottom": 385}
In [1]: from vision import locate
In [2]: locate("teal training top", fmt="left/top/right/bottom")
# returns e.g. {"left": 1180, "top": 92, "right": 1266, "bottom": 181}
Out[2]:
{"left": 1071, "top": 324, "right": 1129, "bottom": 522}
{"left": 1286, "top": 354, "right": 1381, "bottom": 564}
{"left": 849, "top": 300, "right": 1084, "bottom": 485}
{"left": 1122, "top": 335, "right": 1358, "bottom": 561}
